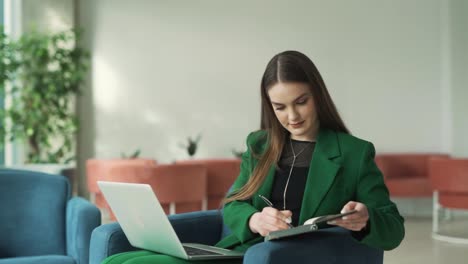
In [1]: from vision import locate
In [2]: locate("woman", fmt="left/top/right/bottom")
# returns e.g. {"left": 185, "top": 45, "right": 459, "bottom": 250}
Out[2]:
{"left": 104, "top": 50, "right": 405, "bottom": 263}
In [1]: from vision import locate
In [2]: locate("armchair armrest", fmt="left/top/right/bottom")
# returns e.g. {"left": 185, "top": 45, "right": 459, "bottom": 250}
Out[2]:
{"left": 89, "top": 210, "right": 223, "bottom": 264}
{"left": 244, "top": 227, "right": 383, "bottom": 264}
{"left": 66, "top": 197, "right": 101, "bottom": 264}
{"left": 89, "top": 222, "right": 138, "bottom": 264}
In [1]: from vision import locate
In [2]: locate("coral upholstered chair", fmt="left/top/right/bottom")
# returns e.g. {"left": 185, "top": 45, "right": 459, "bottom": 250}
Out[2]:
{"left": 429, "top": 157, "right": 468, "bottom": 243}
{"left": 176, "top": 159, "right": 241, "bottom": 209}
{"left": 375, "top": 154, "right": 449, "bottom": 197}
{"left": 102, "top": 163, "right": 207, "bottom": 219}
{"left": 86, "top": 159, "right": 157, "bottom": 211}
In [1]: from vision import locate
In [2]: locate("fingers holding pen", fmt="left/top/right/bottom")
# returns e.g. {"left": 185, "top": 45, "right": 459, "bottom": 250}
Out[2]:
{"left": 249, "top": 207, "right": 293, "bottom": 236}
{"left": 278, "top": 209, "right": 293, "bottom": 222}
{"left": 262, "top": 207, "right": 293, "bottom": 228}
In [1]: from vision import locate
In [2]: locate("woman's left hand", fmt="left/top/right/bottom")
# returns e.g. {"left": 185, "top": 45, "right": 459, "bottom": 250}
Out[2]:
{"left": 327, "top": 201, "right": 369, "bottom": 231}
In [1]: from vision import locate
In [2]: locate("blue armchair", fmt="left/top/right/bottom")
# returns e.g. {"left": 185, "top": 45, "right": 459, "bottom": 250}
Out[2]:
{"left": 90, "top": 210, "right": 383, "bottom": 264}
{"left": 0, "top": 169, "right": 101, "bottom": 264}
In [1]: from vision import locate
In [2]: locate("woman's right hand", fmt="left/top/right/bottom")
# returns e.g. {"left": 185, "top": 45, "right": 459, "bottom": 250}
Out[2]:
{"left": 248, "top": 207, "right": 293, "bottom": 236}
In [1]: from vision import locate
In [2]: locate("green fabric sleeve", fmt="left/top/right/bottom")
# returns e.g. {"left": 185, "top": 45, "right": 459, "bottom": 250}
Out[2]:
{"left": 357, "top": 142, "right": 405, "bottom": 250}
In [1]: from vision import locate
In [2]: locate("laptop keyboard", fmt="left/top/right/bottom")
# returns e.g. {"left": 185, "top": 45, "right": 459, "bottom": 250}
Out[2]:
{"left": 183, "top": 245, "right": 222, "bottom": 256}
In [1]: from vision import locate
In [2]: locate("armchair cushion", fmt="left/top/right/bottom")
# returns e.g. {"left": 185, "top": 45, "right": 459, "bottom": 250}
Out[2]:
{"left": 0, "top": 169, "right": 101, "bottom": 264}
{"left": 0, "top": 169, "right": 68, "bottom": 257}
{"left": 168, "top": 210, "right": 223, "bottom": 245}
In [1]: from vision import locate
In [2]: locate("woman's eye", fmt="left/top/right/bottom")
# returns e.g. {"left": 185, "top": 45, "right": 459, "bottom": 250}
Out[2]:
{"left": 297, "top": 99, "right": 307, "bottom": 105}
{"left": 275, "top": 107, "right": 285, "bottom": 111}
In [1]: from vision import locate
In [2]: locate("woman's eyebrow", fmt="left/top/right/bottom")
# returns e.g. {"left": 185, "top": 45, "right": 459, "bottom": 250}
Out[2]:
{"left": 271, "top": 102, "right": 284, "bottom": 106}
{"left": 271, "top": 93, "right": 309, "bottom": 105}
{"left": 294, "top": 93, "right": 310, "bottom": 101}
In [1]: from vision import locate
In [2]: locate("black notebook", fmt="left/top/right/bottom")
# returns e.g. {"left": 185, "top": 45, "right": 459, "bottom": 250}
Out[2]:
{"left": 265, "top": 210, "right": 358, "bottom": 241}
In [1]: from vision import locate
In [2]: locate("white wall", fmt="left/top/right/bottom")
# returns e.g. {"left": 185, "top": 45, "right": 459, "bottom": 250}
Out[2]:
{"left": 77, "top": 0, "right": 452, "bottom": 168}
{"left": 450, "top": 0, "right": 468, "bottom": 157}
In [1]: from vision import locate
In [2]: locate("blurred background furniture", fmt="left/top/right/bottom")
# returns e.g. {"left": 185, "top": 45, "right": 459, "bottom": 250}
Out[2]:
{"left": 86, "top": 158, "right": 157, "bottom": 214}
{"left": 0, "top": 169, "right": 101, "bottom": 264}
{"left": 89, "top": 210, "right": 383, "bottom": 264}
{"left": 176, "top": 158, "right": 241, "bottom": 209}
{"left": 375, "top": 153, "right": 449, "bottom": 197}
{"left": 99, "top": 163, "right": 207, "bottom": 220}
{"left": 429, "top": 157, "right": 468, "bottom": 244}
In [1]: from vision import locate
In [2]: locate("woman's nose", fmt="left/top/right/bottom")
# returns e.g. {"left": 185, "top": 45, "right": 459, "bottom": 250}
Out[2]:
{"left": 288, "top": 107, "right": 300, "bottom": 121}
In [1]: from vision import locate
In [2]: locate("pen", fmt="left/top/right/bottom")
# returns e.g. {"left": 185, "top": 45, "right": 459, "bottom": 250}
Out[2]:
{"left": 258, "top": 194, "right": 274, "bottom": 207}
{"left": 258, "top": 195, "right": 293, "bottom": 228}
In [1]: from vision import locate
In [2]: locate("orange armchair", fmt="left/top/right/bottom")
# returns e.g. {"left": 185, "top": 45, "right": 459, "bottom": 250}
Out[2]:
{"left": 100, "top": 163, "right": 207, "bottom": 220}
{"left": 176, "top": 159, "right": 241, "bottom": 209}
{"left": 375, "top": 154, "right": 448, "bottom": 197}
{"left": 86, "top": 159, "right": 157, "bottom": 211}
{"left": 429, "top": 157, "right": 468, "bottom": 243}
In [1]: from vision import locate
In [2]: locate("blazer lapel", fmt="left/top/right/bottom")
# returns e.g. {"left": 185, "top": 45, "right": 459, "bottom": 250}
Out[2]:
{"left": 299, "top": 129, "right": 342, "bottom": 224}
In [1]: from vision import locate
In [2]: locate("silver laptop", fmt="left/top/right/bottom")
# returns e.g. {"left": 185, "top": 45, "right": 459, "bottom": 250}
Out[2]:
{"left": 97, "top": 181, "right": 243, "bottom": 260}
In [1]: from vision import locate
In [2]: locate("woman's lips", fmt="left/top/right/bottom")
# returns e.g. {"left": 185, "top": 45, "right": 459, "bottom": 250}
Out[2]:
{"left": 290, "top": 121, "right": 304, "bottom": 128}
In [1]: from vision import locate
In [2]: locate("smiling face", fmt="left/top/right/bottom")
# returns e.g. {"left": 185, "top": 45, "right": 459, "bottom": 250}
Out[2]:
{"left": 268, "top": 82, "right": 319, "bottom": 142}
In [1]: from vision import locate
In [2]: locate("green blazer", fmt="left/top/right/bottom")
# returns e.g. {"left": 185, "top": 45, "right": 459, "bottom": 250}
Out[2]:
{"left": 215, "top": 128, "right": 405, "bottom": 252}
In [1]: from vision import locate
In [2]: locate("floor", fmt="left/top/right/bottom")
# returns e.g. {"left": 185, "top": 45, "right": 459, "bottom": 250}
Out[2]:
{"left": 384, "top": 217, "right": 468, "bottom": 264}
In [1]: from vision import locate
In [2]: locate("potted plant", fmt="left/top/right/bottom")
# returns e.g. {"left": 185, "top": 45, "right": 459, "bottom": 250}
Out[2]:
{"left": 0, "top": 27, "right": 90, "bottom": 175}
{"left": 180, "top": 134, "right": 202, "bottom": 158}
{"left": 120, "top": 149, "right": 141, "bottom": 159}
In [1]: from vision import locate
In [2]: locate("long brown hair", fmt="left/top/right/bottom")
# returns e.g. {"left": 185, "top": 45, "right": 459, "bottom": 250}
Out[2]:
{"left": 224, "top": 50, "right": 349, "bottom": 204}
